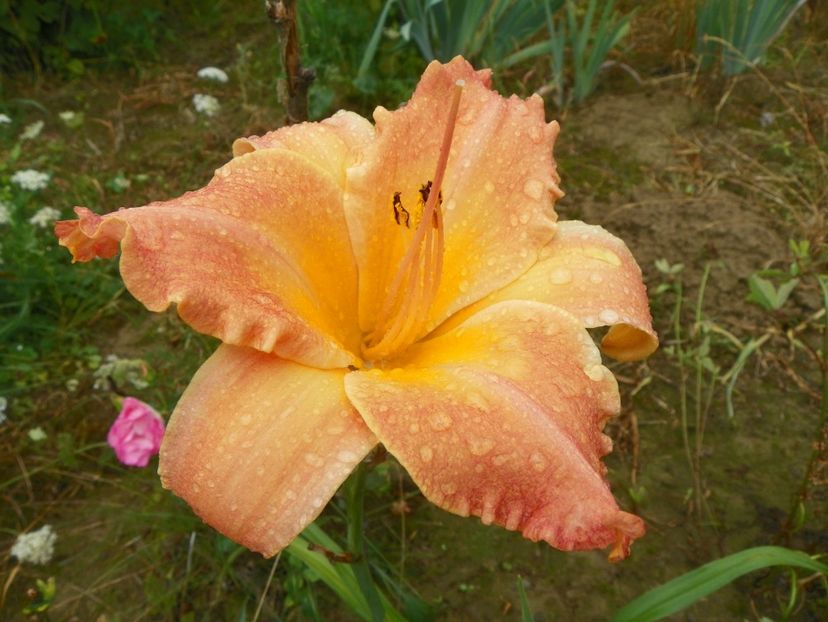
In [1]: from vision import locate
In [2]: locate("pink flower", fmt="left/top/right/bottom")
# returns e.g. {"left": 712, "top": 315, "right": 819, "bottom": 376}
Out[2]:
{"left": 107, "top": 397, "right": 165, "bottom": 467}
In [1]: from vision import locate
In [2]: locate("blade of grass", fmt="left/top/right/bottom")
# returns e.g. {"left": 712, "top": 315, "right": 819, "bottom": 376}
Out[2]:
{"left": 612, "top": 546, "right": 828, "bottom": 622}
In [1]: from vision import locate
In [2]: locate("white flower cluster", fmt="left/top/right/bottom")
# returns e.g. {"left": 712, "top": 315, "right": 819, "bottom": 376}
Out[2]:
{"left": 197, "top": 66, "right": 229, "bottom": 83}
{"left": 193, "top": 93, "right": 221, "bottom": 117}
{"left": 29, "top": 206, "right": 61, "bottom": 228}
{"left": 11, "top": 524, "right": 57, "bottom": 565}
{"left": 0, "top": 113, "right": 11, "bottom": 125}
{"left": 0, "top": 200, "right": 11, "bottom": 225}
{"left": 0, "top": 396, "right": 7, "bottom": 424}
{"left": 20, "top": 120, "right": 44, "bottom": 141}
{"left": 11, "top": 169, "right": 50, "bottom": 191}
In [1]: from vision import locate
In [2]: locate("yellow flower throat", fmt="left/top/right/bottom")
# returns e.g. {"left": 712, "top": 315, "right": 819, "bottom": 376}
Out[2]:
{"left": 362, "top": 80, "right": 464, "bottom": 362}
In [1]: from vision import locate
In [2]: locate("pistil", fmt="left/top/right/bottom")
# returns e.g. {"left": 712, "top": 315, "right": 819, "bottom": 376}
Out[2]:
{"left": 364, "top": 80, "right": 464, "bottom": 361}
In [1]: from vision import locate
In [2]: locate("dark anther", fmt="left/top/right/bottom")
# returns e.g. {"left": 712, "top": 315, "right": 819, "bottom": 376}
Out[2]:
{"left": 392, "top": 191, "right": 410, "bottom": 228}
{"left": 419, "top": 181, "right": 442, "bottom": 228}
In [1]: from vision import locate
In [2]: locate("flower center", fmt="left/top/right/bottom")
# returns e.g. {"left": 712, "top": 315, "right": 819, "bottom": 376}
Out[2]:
{"left": 362, "top": 80, "right": 464, "bottom": 362}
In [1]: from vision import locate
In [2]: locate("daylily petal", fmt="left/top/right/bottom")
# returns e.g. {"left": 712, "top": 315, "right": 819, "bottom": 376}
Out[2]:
{"left": 56, "top": 146, "right": 362, "bottom": 368}
{"left": 232, "top": 110, "right": 374, "bottom": 188}
{"left": 435, "top": 220, "right": 658, "bottom": 361}
{"left": 345, "top": 301, "right": 644, "bottom": 560}
{"left": 159, "top": 344, "right": 377, "bottom": 556}
{"left": 345, "top": 56, "right": 561, "bottom": 342}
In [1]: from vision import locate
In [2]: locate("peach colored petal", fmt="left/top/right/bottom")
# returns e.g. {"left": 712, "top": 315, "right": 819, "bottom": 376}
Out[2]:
{"left": 159, "top": 345, "right": 377, "bottom": 557}
{"left": 345, "top": 301, "right": 644, "bottom": 560}
{"left": 57, "top": 147, "right": 362, "bottom": 369}
{"left": 232, "top": 110, "right": 374, "bottom": 188}
{"left": 434, "top": 220, "right": 658, "bottom": 361}
{"left": 345, "top": 56, "right": 561, "bottom": 343}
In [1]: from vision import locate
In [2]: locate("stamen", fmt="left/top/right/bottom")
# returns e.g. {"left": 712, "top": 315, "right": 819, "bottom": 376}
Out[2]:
{"left": 365, "top": 80, "right": 464, "bottom": 360}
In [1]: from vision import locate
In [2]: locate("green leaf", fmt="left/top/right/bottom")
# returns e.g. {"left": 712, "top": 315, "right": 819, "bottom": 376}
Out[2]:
{"left": 516, "top": 576, "right": 535, "bottom": 622}
{"left": 612, "top": 546, "right": 828, "bottom": 622}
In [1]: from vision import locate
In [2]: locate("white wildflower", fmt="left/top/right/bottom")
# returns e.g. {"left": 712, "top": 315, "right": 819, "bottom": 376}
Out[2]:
{"left": 20, "top": 120, "right": 44, "bottom": 140}
{"left": 11, "top": 169, "right": 50, "bottom": 191}
{"left": 58, "top": 110, "right": 84, "bottom": 128}
{"left": 0, "top": 396, "right": 7, "bottom": 424}
{"left": 29, "top": 206, "right": 61, "bottom": 228}
{"left": 0, "top": 113, "right": 11, "bottom": 125}
{"left": 28, "top": 427, "right": 48, "bottom": 442}
{"left": 759, "top": 111, "right": 775, "bottom": 128}
{"left": 197, "top": 66, "right": 229, "bottom": 83}
{"left": 192, "top": 93, "right": 220, "bottom": 117}
{"left": 0, "top": 201, "right": 11, "bottom": 225}
{"left": 11, "top": 525, "right": 57, "bottom": 565}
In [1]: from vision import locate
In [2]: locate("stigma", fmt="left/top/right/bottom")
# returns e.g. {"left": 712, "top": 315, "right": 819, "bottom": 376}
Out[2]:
{"left": 363, "top": 80, "right": 464, "bottom": 361}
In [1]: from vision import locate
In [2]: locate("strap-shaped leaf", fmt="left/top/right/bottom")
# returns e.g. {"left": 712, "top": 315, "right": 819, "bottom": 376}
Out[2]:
{"left": 612, "top": 546, "right": 828, "bottom": 622}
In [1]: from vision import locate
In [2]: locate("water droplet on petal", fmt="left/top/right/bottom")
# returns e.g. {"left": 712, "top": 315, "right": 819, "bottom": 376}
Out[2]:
{"left": 584, "top": 364, "right": 605, "bottom": 381}
{"left": 549, "top": 268, "right": 572, "bottom": 284}
{"left": 484, "top": 180, "right": 495, "bottom": 193}
{"left": 599, "top": 309, "right": 620, "bottom": 324}
{"left": 419, "top": 446, "right": 434, "bottom": 462}
{"left": 429, "top": 412, "right": 452, "bottom": 431}
{"left": 523, "top": 179, "right": 544, "bottom": 200}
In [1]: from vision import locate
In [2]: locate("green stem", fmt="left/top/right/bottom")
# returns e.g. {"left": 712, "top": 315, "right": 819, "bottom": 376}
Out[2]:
{"left": 346, "top": 462, "right": 384, "bottom": 622}
{"left": 781, "top": 275, "right": 828, "bottom": 540}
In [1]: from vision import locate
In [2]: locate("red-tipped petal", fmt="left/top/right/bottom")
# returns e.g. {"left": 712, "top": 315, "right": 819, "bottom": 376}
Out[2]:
{"left": 56, "top": 146, "right": 362, "bottom": 369}
{"left": 345, "top": 301, "right": 644, "bottom": 559}
{"left": 160, "top": 345, "right": 377, "bottom": 556}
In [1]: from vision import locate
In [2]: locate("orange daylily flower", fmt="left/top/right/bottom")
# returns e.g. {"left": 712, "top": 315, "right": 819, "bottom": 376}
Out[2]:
{"left": 56, "top": 57, "right": 657, "bottom": 561}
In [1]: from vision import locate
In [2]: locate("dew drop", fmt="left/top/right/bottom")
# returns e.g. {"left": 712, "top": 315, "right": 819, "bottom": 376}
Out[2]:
{"left": 528, "top": 125, "right": 541, "bottom": 142}
{"left": 240, "top": 413, "right": 252, "bottom": 425}
{"left": 429, "top": 412, "right": 452, "bottom": 431}
{"left": 484, "top": 180, "right": 495, "bottom": 193}
{"left": 584, "top": 364, "right": 605, "bottom": 381}
{"left": 518, "top": 212, "right": 530, "bottom": 224}
{"left": 467, "top": 437, "right": 494, "bottom": 456}
{"left": 337, "top": 450, "right": 357, "bottom": 463}
{"left": 170, "top": 231, "right": 184, "bottom": 240}
{"left": 589, "top": 273, "right": 603, "bottom": 284}
{"left": 445, "top": 198, "right": 457, "bottom": 211}
{"left": 599, "top": 309, "right": 620, "bottom": 324}
{"left": 304, "top": 453, "right": 324, "bottom": 467}
{"left": 419, "top": 446, "right": 434, "bottom": 462}
{"left": 523, "top": 179, "right": 544, "bottom": 200}
{"left": 458, "top": 280, "right": 470, "bottom": 293}
{"left": 549, "top": 267, "right": 572, "bottom": 285}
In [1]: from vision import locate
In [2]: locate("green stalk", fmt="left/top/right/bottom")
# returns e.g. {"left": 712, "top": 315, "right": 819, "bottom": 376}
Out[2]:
{"left": 346, "top": 462, "right": 384, "bottom": 622}
{"left": 781, "top": 275, "right": 828, "bottom": 539}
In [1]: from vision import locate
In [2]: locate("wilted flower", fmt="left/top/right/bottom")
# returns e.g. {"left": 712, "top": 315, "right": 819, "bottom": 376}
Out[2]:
{"left": 0, "top": 113, "right": 11, "bottom": 125}
{"left": 11, "top": 169, "right": 50, "bottom": 192}
{"left": 107, "top": 397, "right": 166, "bottom": 467}
{"left": 197, "top": 66, "right": 229, "bottom": 83}
{"left": 0, "top": 201, "right": 11, "bottom": 225}
{"left": 11, "top": 525, "right": 57, "bottom": 565}
{"left": 20, "top": 120, "right": 44, "bottom": 140}
{"left": 29, "top": 206, "right": 61, "bottom": 228}
{"left": 57, "top": 58, "right": 657, "bottom": 560}
{"left": 192, "top": 93, "right": 220, "bottom": 117}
